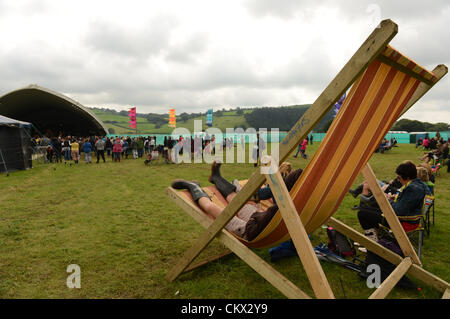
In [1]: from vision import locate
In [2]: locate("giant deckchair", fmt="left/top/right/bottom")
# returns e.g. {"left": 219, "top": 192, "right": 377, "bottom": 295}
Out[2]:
{"left": 166, "top": 20, "right": 450, "bottom": 299}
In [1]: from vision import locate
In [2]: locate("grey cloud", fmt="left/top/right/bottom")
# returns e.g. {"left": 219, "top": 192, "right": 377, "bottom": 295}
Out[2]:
{"left": 165, "top": 32, "right": 210, "bottom": 64}
{"left": 84, "top": 14, "right": 179, "bottom": 60}
{"left": 245, "top": 0, "right": 450, "bottom": 20}
{"left": 244, "top": 0, "right": 320, "bottom": 19}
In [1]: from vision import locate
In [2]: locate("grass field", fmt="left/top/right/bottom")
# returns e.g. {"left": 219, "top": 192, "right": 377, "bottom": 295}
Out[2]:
{"left": 0, "top": 143, "right": 448, "bottom": 299}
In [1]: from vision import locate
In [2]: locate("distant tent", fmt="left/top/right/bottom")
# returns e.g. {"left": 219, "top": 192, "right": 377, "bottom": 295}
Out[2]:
{"left": 0, "top": 115, "right": 33, "bottom": 174}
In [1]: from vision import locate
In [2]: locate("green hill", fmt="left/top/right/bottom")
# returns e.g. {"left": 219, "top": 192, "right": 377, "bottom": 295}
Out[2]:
{"left": 89, "top": 104, "right": 336, "bottom": 135}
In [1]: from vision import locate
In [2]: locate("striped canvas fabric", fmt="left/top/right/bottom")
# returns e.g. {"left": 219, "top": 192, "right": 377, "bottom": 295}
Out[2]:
{"left": 175, "top": 46, "right": 437, "bottom": 249}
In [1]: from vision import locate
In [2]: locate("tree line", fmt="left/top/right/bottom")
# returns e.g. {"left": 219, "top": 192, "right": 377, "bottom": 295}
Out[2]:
{"left": 244, "top": 105, "right": 334, "bottom": 132}
{"left": 391, "top": 119, "right": 449, "bottom": 132}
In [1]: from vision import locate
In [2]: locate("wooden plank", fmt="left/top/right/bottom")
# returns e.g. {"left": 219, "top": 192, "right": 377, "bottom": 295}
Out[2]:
{"left": 328, "top": 217, "right": 450, "bottom": 293}
{"left": 408, "top": 264, "right": 450, "bottom": 294}
{"left": 218, "top": 226, "right": 311, "bottom": 299}
{"left": 183, "top": 251, "right": 233, "bottom": 274}
{"left": 361, "top": 164, "right": 422, "bottom": 266}
{"left": 377, "top": 55, "right": 434, "bottom": 85}
{"left": 327, "top": 217, "right": 403, "bottom": 265}
{"left": 369, "top": 257, "right": 412, "bottom": 299}
{"left": 443, "top": 288, "right": 450, "bottom": 299}
{"left": 263, "top": 159, "right": 334, "bottom": 299}
{"left": 166, "top": 187, "right": 310, "bottom": 299}
{"left": 165, "top": 19, "right": 399, "bottom": 282}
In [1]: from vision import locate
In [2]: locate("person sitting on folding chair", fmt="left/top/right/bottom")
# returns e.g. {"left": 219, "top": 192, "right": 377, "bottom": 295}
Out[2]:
{"left": 419, "top": 142, "right": 445, "bottom": 163}
{"left": 356, "top": 160, "right": 430, "bottom": 242}
{"left": 416, "top": 166, "right": 434, "bottom": 194}
{"left": 171, "top": 161, "right": 303, "bottom": 241}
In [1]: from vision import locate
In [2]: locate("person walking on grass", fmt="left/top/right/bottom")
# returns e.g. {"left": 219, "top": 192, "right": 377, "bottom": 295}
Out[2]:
{"left": 137, "top": 137, "right": 145, "bottom": 158}
{"left": 95, "top": 137, "right": 106, "bottom": 163}
{"left": 131, "top": 138, "right": 139, "bottom": 159}
{"left": 294, "top": 138, "right": 308, "bottom": 159}
{"left": 105, "top": 137, "right": 113, "bottom": 157}
{"left": 83, "top": 138, "right": 93, "bottom": 164}
{"left": 112, "top": 138, "right": 122, "bottom": 162}
{"left": 71, "top": 139, "right": 80, "bottom": 164}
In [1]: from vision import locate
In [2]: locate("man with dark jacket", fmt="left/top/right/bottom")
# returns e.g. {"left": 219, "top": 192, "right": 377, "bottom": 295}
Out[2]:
{"left": 52, "top": 137, "right": 62, "bottom": 162}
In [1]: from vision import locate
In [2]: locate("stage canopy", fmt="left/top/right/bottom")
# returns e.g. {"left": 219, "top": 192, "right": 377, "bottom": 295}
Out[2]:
{"left": 0, "top": 84, "right": 108, "bottom": 137}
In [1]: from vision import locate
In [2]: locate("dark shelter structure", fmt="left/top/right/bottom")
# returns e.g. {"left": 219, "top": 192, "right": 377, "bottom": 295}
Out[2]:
{"left": 0, "top": 85, "right": 108, "bottom": 137}
{"left": 0, "top": 115, "right": 33, "bottom": 174}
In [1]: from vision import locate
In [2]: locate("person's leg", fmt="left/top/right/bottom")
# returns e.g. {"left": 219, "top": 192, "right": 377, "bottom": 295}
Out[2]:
{"left": 101, "top": 150, "right": 105, "bottom": 162}
{"left": 208, "top": 161, "right": 237, "bottom": 200}
{"left": 258, "top": 186, "right": 273, "bottom": 201}
{"left": 357, "top": 206, "right": 382, "bottom": 241}
{"left": 294, "top": 145, "right": 301, "bottom": 157}
{"left": 348, "top": 183, "right": 364, "bottom": 198}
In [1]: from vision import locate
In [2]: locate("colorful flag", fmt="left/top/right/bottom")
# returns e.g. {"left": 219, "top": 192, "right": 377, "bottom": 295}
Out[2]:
{"left": 333, "top": 93, "right": 346, "bottom": 118}
{"left": 168, "top": 108, "right": 176, "bottom": 128}
{"left": 206, "top": 109, "right": 213, "bottom": 127}
{"left": 128, "top": 107, "right": 137, "bottom": 129}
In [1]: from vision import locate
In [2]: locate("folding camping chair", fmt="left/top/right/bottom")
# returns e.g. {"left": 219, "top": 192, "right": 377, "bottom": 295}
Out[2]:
{"left": 166, "top": 20, "right": 450, "bottom": 299}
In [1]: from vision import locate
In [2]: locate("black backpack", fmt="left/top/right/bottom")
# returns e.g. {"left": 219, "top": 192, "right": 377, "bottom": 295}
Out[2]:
{"left": 327, "top": 227, "right": 355, "bottom": 257}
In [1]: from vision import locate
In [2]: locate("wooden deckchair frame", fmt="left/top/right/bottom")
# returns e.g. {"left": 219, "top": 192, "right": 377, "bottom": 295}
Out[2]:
{"left": 166, "top": 19, "right": 450, "bottom": 299}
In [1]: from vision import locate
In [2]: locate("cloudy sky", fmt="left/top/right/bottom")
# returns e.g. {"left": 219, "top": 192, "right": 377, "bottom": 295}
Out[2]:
{"left": 0, "top": 0, "right": 448, "bottom": 123}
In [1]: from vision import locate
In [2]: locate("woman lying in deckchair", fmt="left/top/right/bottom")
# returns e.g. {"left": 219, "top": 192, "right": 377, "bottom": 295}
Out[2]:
{"left": 171, "top": 161, "right": 303, "bottom": 241}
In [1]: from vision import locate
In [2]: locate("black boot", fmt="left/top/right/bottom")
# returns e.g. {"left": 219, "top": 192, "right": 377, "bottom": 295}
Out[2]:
{"left": 171, "top": 180, "right": 210, "bottom": 202}
{"left": 348, "top": 183, "right": 364, "bottom": 198}
{"left": 208, "top": 161, "right": 236, "bottom": 198}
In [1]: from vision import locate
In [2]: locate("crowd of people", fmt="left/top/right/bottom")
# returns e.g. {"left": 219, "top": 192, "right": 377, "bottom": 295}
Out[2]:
{"left": 376, "top": 137, "right": 398, "bottom": 153}
{"left": 417, "top": 135, "right": 449, "bottom": 169}
{"left": 32, "top": 133, "right": 267, "bottom": 165}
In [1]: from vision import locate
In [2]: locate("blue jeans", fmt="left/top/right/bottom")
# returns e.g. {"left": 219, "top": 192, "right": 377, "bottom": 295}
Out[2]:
{"left": 64, "top": 148, "right": 71, "bottom": 161}
{"left": 258, "top": 186, "right": 276, "bottom": 205}
{"left": 294, "top": 144, "right": 301, "bottom": 157}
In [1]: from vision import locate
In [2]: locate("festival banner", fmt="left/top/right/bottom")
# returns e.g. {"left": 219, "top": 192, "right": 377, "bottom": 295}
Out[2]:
{"left": 169, "top": 108, "right": 176, "bottom": 128}
{"left": 333, "top": 93, "right": 346, "bottom": 118}
{"left": 128, "top": 107, "right": 137, "bottom": 129}
{"left": 206, "top": 109, "right": 213, "bottom": 127}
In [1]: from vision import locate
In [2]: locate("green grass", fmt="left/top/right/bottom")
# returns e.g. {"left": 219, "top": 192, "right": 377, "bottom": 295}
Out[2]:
{"left": 0, "top": 144, "right": 448, "bottom": 298}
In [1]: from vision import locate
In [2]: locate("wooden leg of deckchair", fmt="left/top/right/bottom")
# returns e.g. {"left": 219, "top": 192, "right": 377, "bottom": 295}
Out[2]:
{"left": 368, "top": 257, "right": 412, "bottom": 299}
{"left": 263, "top": 157, "right": 334, "bottom": 299}
{"left": 165, "top": 19, "right": 398, "bottom": 283}
{"left": 217, "top": 229, "right": 311, "bottom": 299}
{"left": 361, "top": 163, "right": 422, "bottom": 266}
{"left": 327, "top": 217, "right": 450, "bottom": 293}
{"left": 443, "top": 288, "right": 450, "bottom": 299}
{"left": 166, "top": 187, "right": 310, "bottom": 299}
{"left": 182, "top": 250, "right": 233, "bottom": 275}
